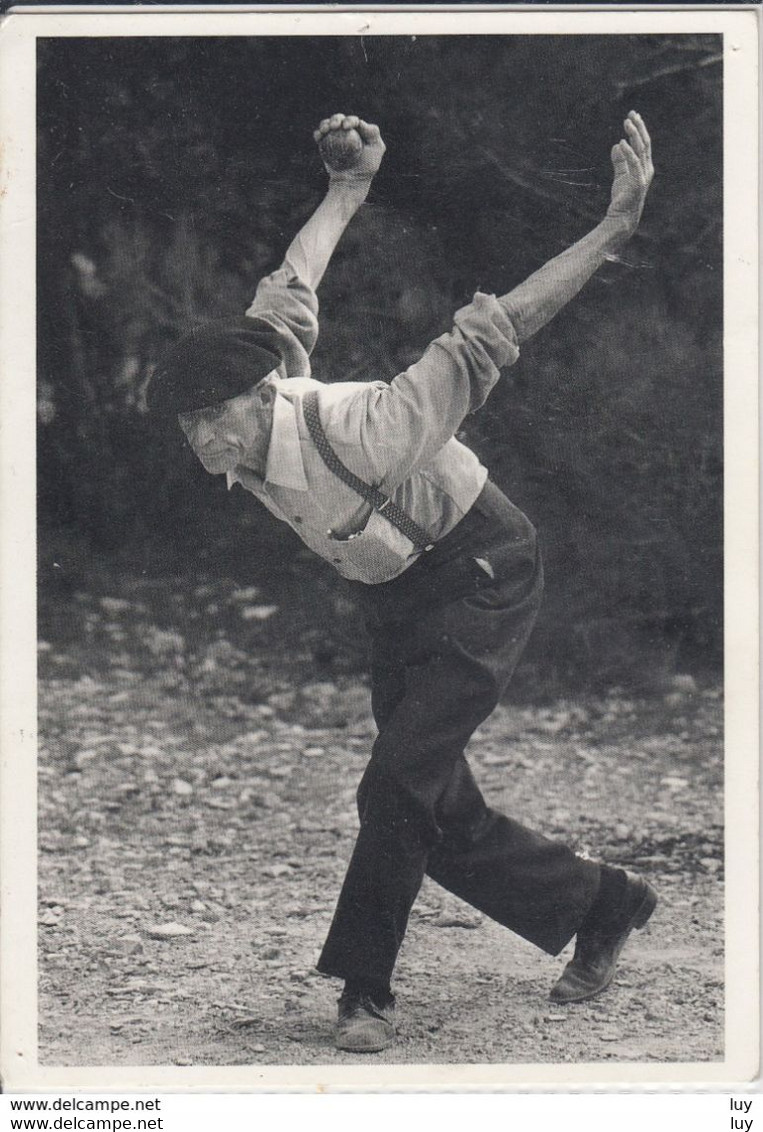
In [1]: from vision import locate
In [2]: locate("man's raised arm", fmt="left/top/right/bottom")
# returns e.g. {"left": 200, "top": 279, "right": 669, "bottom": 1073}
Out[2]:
{"left": 283, "top": 114, "right": 386, "bottom": 290}
{"left": 353, "top": 113, "right": 654, "bottom": 490}
{"left": 500, "top": 111, "right": 654, "bottom": 342}
{"left": 245, "top": 114, "right": 385, "bottom": 377}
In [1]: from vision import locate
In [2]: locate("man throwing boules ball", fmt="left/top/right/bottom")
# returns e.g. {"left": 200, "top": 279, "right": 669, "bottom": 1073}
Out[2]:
{"left": 148, "top": 111, "right": 657, "bottom": 1054}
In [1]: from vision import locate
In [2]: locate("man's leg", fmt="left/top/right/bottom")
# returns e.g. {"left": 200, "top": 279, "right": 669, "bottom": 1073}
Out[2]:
{"left": 318, "top": 509, "right": 545, "bottom": 988}
{"left": 317, "top": 641, "right": 503, "bottom": 987}
{"left": 318, "top": 492, "right": 654, "bottom": 1046}
{"left": 427, "top": 754, "right": 656, "bottom": 1005}
{"left": 316, "top": 571, "right": 598, "bottom": 986}
{"left": 427, "top": 755, "right": 599, "bottom": 955}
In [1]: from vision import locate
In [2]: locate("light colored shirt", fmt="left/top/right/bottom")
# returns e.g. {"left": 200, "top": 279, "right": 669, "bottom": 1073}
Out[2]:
{"left": 227, "top": 263, "right": 520, "bottom": 584}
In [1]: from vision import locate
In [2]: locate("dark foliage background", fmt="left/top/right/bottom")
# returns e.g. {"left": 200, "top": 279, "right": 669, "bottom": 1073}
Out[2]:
{"left": 37, "top": 34, "right": 723, "bottom": 691}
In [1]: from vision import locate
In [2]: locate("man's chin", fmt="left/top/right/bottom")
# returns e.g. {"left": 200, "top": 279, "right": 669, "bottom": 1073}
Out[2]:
{"left": 200, "top": 452, "right": 238, "bottom": 474}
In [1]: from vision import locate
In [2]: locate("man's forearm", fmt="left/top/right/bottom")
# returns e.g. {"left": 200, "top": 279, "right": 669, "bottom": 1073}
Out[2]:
{"left": 499, "top": 214, "right": 634, "bottom": 344}
{"left": 284, "top": 178, "right": 371, "bottom": 291}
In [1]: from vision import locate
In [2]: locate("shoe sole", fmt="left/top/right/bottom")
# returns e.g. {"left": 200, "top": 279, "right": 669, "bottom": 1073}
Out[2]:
{"left": 335, "top": 1016, "right": 395, "bottom": 1053}
{"left": 335, "top": 1038, "right": 394, "bottom": 1053}
{"left": 549, "top": 880, "right": 658, "bottom": 1004}
{"left": 335, "top": 1029, "right": 395, "bottom": 1054}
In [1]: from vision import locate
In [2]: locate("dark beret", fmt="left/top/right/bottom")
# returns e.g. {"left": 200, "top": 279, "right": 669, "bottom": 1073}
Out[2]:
{"left": 147, "top": 317, "right": 282, "bottom": 418}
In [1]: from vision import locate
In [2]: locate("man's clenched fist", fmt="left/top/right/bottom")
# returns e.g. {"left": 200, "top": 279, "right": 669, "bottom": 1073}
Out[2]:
{"left": 320, "top": 126, "right": 363, "bottom": 171}
{"left": 314, "top": 114, "right": 386, "bottom": 182}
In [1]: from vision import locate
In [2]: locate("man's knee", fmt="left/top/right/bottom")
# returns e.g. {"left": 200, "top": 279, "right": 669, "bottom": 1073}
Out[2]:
{"left": 355, "top": 758, "right": 429, "bottom": 842}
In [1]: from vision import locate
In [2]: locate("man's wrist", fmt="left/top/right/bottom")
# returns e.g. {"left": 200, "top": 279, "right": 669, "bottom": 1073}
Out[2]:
{"left": 602, "top": 208, "right": 639, "bottom": 246}
{"left": 324, "top": 176, "right": 372, "bottom": 215}
{"left": 327, "top": 172, "right": 373, "bottom": 194}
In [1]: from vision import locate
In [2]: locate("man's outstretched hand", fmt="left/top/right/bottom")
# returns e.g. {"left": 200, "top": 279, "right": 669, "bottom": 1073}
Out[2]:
{"left": 314, "top": 114, "right": 386, "bottom": 183}
{"left": 607, "top": 111, "right": 654, "bottom": 235}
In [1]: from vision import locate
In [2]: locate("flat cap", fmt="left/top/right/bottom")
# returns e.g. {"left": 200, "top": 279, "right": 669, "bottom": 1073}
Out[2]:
{"left": 147, "top": 317, "right": 282, "bottom": 418}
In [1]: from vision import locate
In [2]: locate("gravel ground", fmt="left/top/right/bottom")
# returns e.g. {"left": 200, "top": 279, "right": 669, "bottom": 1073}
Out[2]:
{"left": 38, "top": 669, "right": 723, "bottom": 1068}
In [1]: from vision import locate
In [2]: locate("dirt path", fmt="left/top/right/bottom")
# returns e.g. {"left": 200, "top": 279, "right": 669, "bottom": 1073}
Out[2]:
{"left": 38, "top": 672, "right": 723, "bottom": 1067}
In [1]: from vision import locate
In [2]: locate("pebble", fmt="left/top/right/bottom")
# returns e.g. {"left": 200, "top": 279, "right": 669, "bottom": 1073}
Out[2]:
{"left": 660, "top": 776, "right": 689, "bottom": 790}
{"left": 74, "top": 750, "right": 99, "bottom": 768}
{"left": 240, "top": 604, "right": 278, "bottom": 621}
{"left": 107, "top": 935, "right": 143, "bottom": 957}
{"left": 432, "top": 913, "right": 482, "bottom": 929}
{"left": 144, "top": 922, "right": 195, "bottom": 939}
{"left": 263, "top": 864, "right": 294, "bottom": 878}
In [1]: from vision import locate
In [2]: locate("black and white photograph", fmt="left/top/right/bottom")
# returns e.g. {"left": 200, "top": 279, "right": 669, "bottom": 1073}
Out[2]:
{"left": 0, "top": 6, "right": 758, "bottom": 1091}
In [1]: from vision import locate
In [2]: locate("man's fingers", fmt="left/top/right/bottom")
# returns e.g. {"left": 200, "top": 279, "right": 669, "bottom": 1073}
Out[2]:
{"left": 620, "top": 141, "right": 642, "bottom": 174}
{"left": 628, "top": 110, "right": 652, "bottom": 162}
{"left": 315, "top": 114, "right": 363, "bottom": 138}
{"left": 611, "top": 140, "right": 645, "bottom": 188}
{"left": 315, "top": 115, "right": 342, "bottom": 137}
{"left": 624, "top": 117, "right": 645, "bottom": 158}
{"left": 356, "top": 120, "right": 382, "bottom": 144}
{"left": 314, "top": 115, "right": 383, "bottom": 147}
{"left": 613, "top": 137, "right": 641, "bottom": 169}
{"left": 632, "top": 111, "right": 652, "bottom": 158}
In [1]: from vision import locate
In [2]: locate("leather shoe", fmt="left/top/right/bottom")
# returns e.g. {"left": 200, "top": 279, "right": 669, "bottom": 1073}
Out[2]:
{"left": 335, "top": 989, "right": 395, "bottom": 1052}
{"left": 549, "top": 871, "right": 657, "bottom": 1004}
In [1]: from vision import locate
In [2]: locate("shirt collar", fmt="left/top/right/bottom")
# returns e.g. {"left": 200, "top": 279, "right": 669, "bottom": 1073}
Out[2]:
{"left": 226, "top": 381, "right": 309, "bottom": 493}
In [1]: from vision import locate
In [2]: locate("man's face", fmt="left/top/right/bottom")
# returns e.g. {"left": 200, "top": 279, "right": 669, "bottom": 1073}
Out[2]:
{"left": 178, "top": 378, "right": 276, "bottom": 475}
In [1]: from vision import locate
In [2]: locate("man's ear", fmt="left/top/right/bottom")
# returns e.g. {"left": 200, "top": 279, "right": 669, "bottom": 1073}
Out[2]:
{"left": 256, "top": 377, "right": 278, "bottom": 406}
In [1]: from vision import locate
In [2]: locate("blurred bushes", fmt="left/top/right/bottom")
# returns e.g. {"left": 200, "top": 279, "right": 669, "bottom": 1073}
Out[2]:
{"left": 37, "top": 35, "right": 723, "bottom": 690}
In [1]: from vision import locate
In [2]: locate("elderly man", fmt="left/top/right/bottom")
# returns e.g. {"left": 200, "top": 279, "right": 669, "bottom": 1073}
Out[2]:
{"left": 148, "top": 112, "right": 656, "bottom": 1054}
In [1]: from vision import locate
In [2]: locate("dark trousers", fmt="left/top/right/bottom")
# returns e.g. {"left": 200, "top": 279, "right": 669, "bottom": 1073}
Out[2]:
{"left": 316, "top": 481, "right": 600, "bottom": 986}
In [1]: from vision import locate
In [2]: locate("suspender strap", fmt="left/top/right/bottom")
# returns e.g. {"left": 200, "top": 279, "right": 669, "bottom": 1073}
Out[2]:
{"left": 301, "top": 390, "right": 434, "bottom": 552}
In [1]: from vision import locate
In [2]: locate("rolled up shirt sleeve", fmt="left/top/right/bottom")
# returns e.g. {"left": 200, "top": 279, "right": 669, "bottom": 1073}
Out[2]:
{"left": 359, "top": 292, "right": 520, "bottom": 489}
{"left": 245, "top": 260, "right": 319, "bottom": 380}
